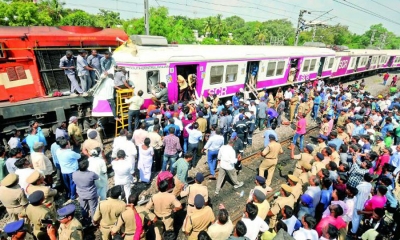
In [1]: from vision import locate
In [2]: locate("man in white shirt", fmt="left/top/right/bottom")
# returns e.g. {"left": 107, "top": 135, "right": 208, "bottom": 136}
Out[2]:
{"left": 125, "top": 90, "right": 144, "bottom": 132}
{"left": 185, "top": 122, "right": 203, "bottom": 168}
{"left": 241, "top": 202, "right": 269, "bottom": 240}
{"left": 173, "top": 112, "right": 183, "bottom": 132}
{"left": 293, "top": 214, "right": 319, "bottom": 240}
{"left": 111, "top": 129, "right": 127, "bottom": 158}
{"left": 215, "top": 140, "right": 243, "bottom": 194}
{"left": 284, "top": 88, "right": 293, "bottom": 111}
{"left": 8, "top": 129, "right": 21, "bottom": 150}
{"left": 123, "top": 132, "right": 137, "bottom": 176}
{"left": 282, "top": 206, "right": 299, "bottom": 235}
{"left": 14, "top": 158, "right": 35, "bottom": 194}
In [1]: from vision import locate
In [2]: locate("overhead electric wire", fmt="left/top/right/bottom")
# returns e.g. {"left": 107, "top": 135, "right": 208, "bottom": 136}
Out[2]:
{"left": 309, "top": 9, "right": 333, "bottom": 22}
{"left": 370, "top": 0, "right": 400, "bottom": 15}
{"left": 333, "top": 0, "right": 400, "bottom": 26}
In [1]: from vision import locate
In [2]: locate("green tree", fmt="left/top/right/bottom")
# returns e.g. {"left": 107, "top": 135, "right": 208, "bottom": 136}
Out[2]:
{"left": 38, "top": 0, "right": 66, "bottom": 24}
{"left": 203, "top": 17, "right": 215, "bottom": 38}
{"left": 60, "top": 10, "right": 97, "bottom": 26}
{"left": 4, "top": 1, "right": 53, "bottom": 26}
{"left": 201, "top": 37, "right": 219, "bottom": 45}
{"left": 214, "top": 14, "right": 226, "bottom": 39}
{"left": 97, "top": 9, "right": 122, "bottom": 28}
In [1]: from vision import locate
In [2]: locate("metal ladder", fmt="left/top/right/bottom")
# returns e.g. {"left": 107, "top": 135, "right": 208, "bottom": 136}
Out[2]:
{"left": 115, "top": 88, "right": 134, "bottom": 136}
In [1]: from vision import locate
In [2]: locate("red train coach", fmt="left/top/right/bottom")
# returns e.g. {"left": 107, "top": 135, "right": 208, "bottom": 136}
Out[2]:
{"left": 0, "top": 26, "right": 128, "bottom": 140}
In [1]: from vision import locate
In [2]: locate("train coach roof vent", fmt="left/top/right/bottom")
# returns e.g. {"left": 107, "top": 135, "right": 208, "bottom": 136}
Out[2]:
{"left": 130, "top": 35, "right": 168, "bottom": 46}
{"left": 331, "top": 45, "right": 349, "bottom": 51}
{"left": 303, "top": 42, "right": 326, "bottom": 48}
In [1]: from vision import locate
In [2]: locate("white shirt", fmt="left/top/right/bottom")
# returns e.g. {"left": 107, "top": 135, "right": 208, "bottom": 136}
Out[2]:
{"left": 283, "top": 215, "right": 298, "bottom": 235}
{"left": 8, "top": 137, "right": 20, "bottom": 149}
{"left": 122, "top": 139, "right": 137, "bottom": 158}
{"left": 111, "top": 159, "right": 134, "bottom": 185}
{"left": 342, "top": 197, "right": 356, "bottom": 222}
{"left": 97, "top": 78, "right": 114, "bottom": 100}
{"left": 15, "top": 168, "right": 35, "bottom": 194}
{"left": 322, "top": 200, "right": 348, "bottom": 219}
{"left": 284, "top": 91, "right": 293, "bottom": 100}
{"left": 112, "top": 136, "right": 127, "bottom": 158}
{"left": 242, "top": 216, "right": 269, "bottom": 240}
{"left": 293, "top": 227, "right": 319, "bottom": 240}
{"left": 173, "top": 117, "right": 183, "bottom": 131}
{"left": 218, "top": 145, "right": 237, "bottom": 171}
{"left": 355, "top": 181, "right": 372, "bottom": 210}
{"left": 88, "top": 156, "right": 108, "bottom": 187}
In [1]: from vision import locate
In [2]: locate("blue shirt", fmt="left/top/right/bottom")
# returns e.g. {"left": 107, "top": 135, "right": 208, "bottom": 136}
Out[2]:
{"left": 59, "top": 55, "right": 75, "bottom": 75}
{"left": 25, "top": 134, "right": 39, "bottom": 153}
{"left": 386, "top": 185, "right": 398, "bottom": 208}
{"left": 100, "top": 56, "right": 116, "bottom": 72}
{"left": 381, "top": 123, "right": 393, "bottom": 137}
{"left": 87, "top": 54, "right": 102, "bottom": 72}
{"left": 327, "top": 138, "right": 344, "bottom": 152}
{"left": 56, "top": 149, "right": 81, "bottom": 174}
{"left": 164, "top": 124, "right": 180, "bottom": 137}
{"left": 232, "top": 95, "right": 240, "bottom": 107}
{"left": 263, "top": 129, "right": 278, "bottom": 147}
{"left": 77, "top": 55, "right": 89, "bottom": 76}
{"left": 320, "top": 189, "right": 332, "bottom": 211}
{"left": 352, "top": 124, "right": 365, "bottom": 136}
{"left": 314, "top": 96, "right": 321, "bottom": 104}
{"left": 50, "top": 143, "right": 61, "bottom": 169}
{"left": 204, "top": 135, "right": 224, "bottom": 151}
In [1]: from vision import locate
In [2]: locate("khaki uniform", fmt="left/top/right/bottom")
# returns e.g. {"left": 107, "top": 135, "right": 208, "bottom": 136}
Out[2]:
{"left": 292, "top": 153, "right": 313, "bottom": 177}
{"left": 20, "top": 204, "right": 54, "bottom": 238}
{"left": 259, "top": 141, "right": 283, "bottom": 186}
{"left": 312, "top": 142, "right": 327, "bottom": 156}
{"left": 336, "top": 115, "right": 347, "bottom": 127}
{"left": 93, "top": 198, "right": 127, "bottom": 240}
{"left": 306, "top": 100, "right": 314, "bottom": 125}
{"left": 258, "top": 91, "right": 266, "bottom": 99}
{"left": 289, "top": 96, "right": 299, "bottom": 122}
{"left": 297, "top": 102, "right": 309, "bottom": 117}
{"left": 180, "top": 183, "right": 209, "bottom": 214}
{"left": 112, "top": 206, "right": 155, "bottom": 240}
{"left": 338, "top": 132, "right": 350, "bottom": 144}
{"left": 255, "top": 200, "right": 270, "bottom": 220}
{"left": 346, "top": 122, "right": 355, "bottom": 136}
{"left": 311, "top": 161, "right": 326, "bottom": 176}
{"left": 372, "top": 141, "right": 385, "bottom": 154}
{"left": 0, "top": 185, "right": 28, "bottom": 221}
{"left": 299, "top": 172, "right": 310, "bottom": 186}
{"left": 268, "top": 95, "right": 275, "bottom": 108}
{"left": 82, "top": 138, "right": 103, "bottom": 154}
{"left": 184, "top": 206, "right": 215, "bottom": 240}
{"left": 331, "top": 151, "right": 340, "bottom": 165}
{"left": 146, "top": 192, "right": 181, "bottom": 231}
{"left": 319, "top": 122, "right": 329, "bottom": 136}
{"left": 291, "top": 183, "right": 302, "bottom": 201}
{"left": 58, "top": 218, "right": 83, "bottom": 240}
{"left": 26, "top": 184, "right": 57, "bottom": 215}
{"left": 196, "top": 118, "right": 207, "bottom": 134}
{"left": 269, "top": 195, "right": 295, "bottom": 228}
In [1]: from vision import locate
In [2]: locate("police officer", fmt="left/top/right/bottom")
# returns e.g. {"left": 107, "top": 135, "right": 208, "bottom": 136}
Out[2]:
{"left": 267, "top": 184, "right": 295, "bottom": 228}
{"left": 298, "top": 162, "right": 312, "bottom": 188}
{"left": 146, "top": 179, "right": 182, "bottom": 237}
{"left": 26, "top": 171, "right": 58, "bottom": 215}
{"left": 56, "top": 204, "right": 83, "bottom": 240}
{"left": 183, "top": 194, "right": 215, "bottom": 240}
{"left": 0, "top": 173, "right": 28, "bottom": 221}
{"left": 259, "top": 135, "right": 283, "bottom": 186}
{"left": 112, "top": 193, "right": 155, "bottom": 240}
{"left": 290, "top": 92, "right": 299, "bottom": 122}
{"left": 290, "top": 145, "right": 314, "bottom": 177}
{"left": 180, "top": 172, "right": 209, "bottom": 214}
{"left": 287, "top": 174, "right": 302, "bottom": 202}
{"left": 2, "top": 219, "right": 27, "bottom": 240}
{"left": 233, "top": 114, "right": 248, "bottom": 147}
{"left": 19, "top": 190, "right": 55, "bottom": 239}
{"left": 93, "top": 186, "right": 127, "bottom": 240}
{"left": 297, "top": 98, "right": 309, "bottom": 117}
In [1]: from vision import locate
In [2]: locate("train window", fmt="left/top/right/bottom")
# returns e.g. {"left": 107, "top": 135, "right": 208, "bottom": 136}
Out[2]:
{"left": 310, "top": 59, "right": 317, "bottom": 72}
{"left": 0, "top": 42, "right": 4, "bottom": 58}
{"left": 146, "top": 70, "right": 160, "bottom": 94}
{"left": 276, "top": 61, "right": 285, "bottom": 76}
{"left": 266, "top": 62, "right": 276, "bottom": 77}
{"left": 302, "top": 60, "right": 310, "bottom": 72}
{"left": 210, "top": 66, "right": 224, "bottom": 84}
{"left": 225, "top": 65, "right": 238, "bottom": 82}
{"left": 328, "top": 58, "right": 334, "bottom": 69}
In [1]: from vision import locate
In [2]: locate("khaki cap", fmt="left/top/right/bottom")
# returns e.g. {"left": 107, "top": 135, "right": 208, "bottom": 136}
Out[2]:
{"left": 302, "top": 162, "right": 312, "bottom": 170}
{"left": 281, "top": 184, "right": 292, "bottom": 193}
{"left": 288, "top": 174, "right": 300, "bottom": 183}
{"left": 26, "top": 171, "right": 41, "bottom": 184}
{"left": 1, "top": 173, "right": 18, "bottom": 187}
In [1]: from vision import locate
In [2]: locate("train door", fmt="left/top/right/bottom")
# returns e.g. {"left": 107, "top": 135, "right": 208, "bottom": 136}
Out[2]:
{"left": 366, "top": 56, "right": 372, "bottom": 70}
{"left": 245, "top": 61, "right": 260, "bottom": 89}
{"left": 354, "top": 57, "right": 360, "bottom": 71}
{"left": 175, "top": 64, "right": 199, "bottom": 102}
{"left": 388, "top": 56, "right": 395, "bottom": 67}
{"left": 318, "top": 57, "right": 326, "bottom": 76}
{"left": 288, "top": 58, "right": 300, "bottom": 82}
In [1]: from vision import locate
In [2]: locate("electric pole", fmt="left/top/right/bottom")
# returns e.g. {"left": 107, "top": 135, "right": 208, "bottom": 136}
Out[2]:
{"left": 144, "top": 0, "right": 150, "bottom": 35}
{"left": 369, "top": 30, "right": 376, "bottom": 46}
{"left": 294, "top": 10, "right": 310, "bottom": 46}
{"left": 380, "top": 32, "right": 387, "bottom": 49}
{"left": 312, "top": 25, "right": 317, "bottom": 42}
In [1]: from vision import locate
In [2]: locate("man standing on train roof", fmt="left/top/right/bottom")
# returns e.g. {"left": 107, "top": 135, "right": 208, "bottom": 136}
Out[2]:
{"left": 77, "top": 49, "right": 94, "bottom": 92}
{"left": 87, "top": 49, "right": 102, "bottom": 82}
{"left": 59, "top": 50, "right": 87, "bottom": 97}
{"left": 100, "top": 51, "right": 116, "bottom": 75}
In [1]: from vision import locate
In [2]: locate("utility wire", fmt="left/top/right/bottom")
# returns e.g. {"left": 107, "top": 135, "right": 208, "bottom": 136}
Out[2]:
{"left": 370, "top": 0, "right": 400, "bottom": 15}
{"left": 309, "top": 9, "right": 333, "bottom": 22}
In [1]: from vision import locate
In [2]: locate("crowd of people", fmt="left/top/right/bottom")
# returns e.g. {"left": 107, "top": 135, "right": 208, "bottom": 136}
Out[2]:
{"left": 1, "top": 72, "right": 400, "bottom": 240}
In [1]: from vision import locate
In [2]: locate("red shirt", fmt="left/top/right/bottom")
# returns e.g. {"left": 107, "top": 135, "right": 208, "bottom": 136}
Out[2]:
{"left": 364, "top": 195, "right": 387, "bottom": 212}
{"left": 296, "top": 118, "right": 307, "bottom": 134}
{"left": 315, "top": 216, "right": 346, "bottom": 237}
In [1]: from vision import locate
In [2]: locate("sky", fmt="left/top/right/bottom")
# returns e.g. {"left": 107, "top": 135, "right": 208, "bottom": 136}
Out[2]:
{"left": 64, "top": 0, "right": 400, "bottom": 35}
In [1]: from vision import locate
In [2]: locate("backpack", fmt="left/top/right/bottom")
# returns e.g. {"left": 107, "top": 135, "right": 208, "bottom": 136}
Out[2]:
{"left": 157, "top": 171, "right": 174, "bottom": 191}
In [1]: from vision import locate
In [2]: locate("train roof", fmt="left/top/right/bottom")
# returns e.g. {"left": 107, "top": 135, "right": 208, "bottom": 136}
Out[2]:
{"left": 113, "top": 44, "right": 336, "bottom": 64}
